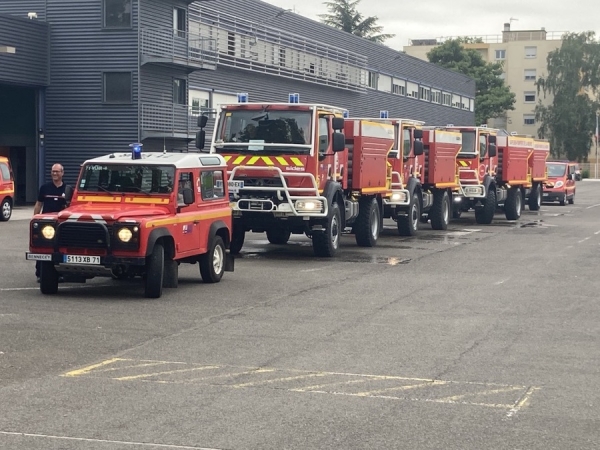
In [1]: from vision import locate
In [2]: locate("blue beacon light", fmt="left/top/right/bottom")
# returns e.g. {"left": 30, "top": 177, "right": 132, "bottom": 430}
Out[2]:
{"left": 129, "top": 142, "right": 143, "bottom": 160}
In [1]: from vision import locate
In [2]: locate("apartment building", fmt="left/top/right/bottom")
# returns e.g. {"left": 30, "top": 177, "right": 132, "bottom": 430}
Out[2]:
{"left": 0, "top": 0, "right": 475, "bottom": 202}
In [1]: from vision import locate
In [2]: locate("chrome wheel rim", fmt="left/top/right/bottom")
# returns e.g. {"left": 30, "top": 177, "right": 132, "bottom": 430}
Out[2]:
{"left": 1, "top": 202, "right": 10, "bottom": 219}
{"left": 330, "top": 214, "right": 339, "bottom": 249}
{"left": 213, "top": 244, "right": 224, "bottom": 274}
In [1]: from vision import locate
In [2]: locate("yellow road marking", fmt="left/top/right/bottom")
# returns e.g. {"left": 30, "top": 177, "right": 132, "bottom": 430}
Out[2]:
{"left": 62, "top": 358, "right": 126, "bottom": 377}
{"left": 114, "top": 365, "right": 220, "bottom": 381}
{"left": 353, "top": 380, "right": 448, "bottom": 397}
{"left": 290, "top": 378, "right": 368, "bottom": 392}
{"left": 231, "top": 372, "right": 327, "bottom": 388}
{"left": 437, "top": 386, "right": 523, "bottom": 402}
{"left": 91, "top": 361, "right": 186, "bottom": 374}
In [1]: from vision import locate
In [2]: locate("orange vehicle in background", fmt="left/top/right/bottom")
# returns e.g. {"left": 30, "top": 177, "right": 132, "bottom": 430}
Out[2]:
{"left": 0, "top": 156, "right": 14, "bottom": 221}
{"left": 544, "top": 161, "right": 577, "bottom": 205}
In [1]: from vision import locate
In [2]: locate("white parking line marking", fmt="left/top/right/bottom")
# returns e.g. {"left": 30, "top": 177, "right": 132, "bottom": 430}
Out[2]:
{"left": 586, "top": 204, "right": 600, "bottom": 209}
{"left": 0, "top": 431, "right": 223, "bottom": 449}
{"left": 578, "top": 237, "right": 591, "bottom": 244}
{"left": 595, "top": 230, "right": 600, "bottom": 235}
{"left": 506, "top": 386, "right": 539, "bottom": 418}
{"left": 494, "top": 278, "right": 511, "bottom": 285}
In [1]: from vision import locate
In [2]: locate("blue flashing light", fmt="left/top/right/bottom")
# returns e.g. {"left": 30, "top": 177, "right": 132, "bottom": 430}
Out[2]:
{"left": 237, "top": 93, "right": 249, "bottom": 103}
{"left": 343, "top": 110, "right": 349, "bottom": 118}
{"left": 379, "top": 110, "right": 389, "bottom": 119}
{"left": 288, "top": 93, "right": 300, "bottom": 104}
{"left": 129, "top": 142, "right": 143, "bottom": 160}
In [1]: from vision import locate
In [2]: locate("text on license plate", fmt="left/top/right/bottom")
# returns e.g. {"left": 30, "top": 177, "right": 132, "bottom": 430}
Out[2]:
{"left": 228, "top": 180, "right": 244, "bottom": 193}
{"left": 63, "top": 255, "right": 101, "bottom": 264}
{"left": 543, "top": 193, "right": 549, "bottom": 196}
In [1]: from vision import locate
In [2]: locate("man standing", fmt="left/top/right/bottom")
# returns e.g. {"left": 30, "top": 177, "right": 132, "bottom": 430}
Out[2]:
{"left": 34, "top": 164, "right": 67, "bottom": 281}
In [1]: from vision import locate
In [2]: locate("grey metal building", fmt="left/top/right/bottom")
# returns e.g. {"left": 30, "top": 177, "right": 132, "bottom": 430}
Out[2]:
{"left": 0, "top": 0, "right": 475, "bottom": 195}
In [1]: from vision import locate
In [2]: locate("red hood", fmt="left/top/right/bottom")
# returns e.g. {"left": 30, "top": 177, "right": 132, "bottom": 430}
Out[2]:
{"left": 57, "top": 204, "right": 170, "bottom": 222}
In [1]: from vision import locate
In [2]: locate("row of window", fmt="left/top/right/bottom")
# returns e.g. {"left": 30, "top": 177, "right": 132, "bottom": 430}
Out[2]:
{"left": 103, "top": 72, "right": 189, "bottom": 105}
{"left": 495, "top": 47, "right": 538, "bottom": 59}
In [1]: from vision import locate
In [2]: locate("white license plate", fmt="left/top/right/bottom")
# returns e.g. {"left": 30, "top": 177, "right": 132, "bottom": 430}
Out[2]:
{"left": 63, "top": 255, "right": 101, "bottom": 265}
{"left": 543, "top": 193, "right": 549, "bottom": 196}
{"left": 228, "top": 180, "right": 244, "bottom": 193}
{"left": 26, "top": 253, "right": 52, "bottom": 261}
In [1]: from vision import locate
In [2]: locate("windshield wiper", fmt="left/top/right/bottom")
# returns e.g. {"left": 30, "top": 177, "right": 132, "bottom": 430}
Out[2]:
{"left": 95, "top": 185, "right": 113, "bottom": 193}
{"left": 126, "top": 186, "right": 152, "bottom": 196}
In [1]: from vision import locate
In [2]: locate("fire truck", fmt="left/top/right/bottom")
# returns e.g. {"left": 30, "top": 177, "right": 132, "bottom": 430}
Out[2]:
{"left": 356, "top": 114, "right": 462, "bottom": 235}
{"left": 449, "top": 126, "right": 546, "bottom": 223}
{"left": 525, "top": 138, "right": 550, "bottom": 210}
{"left": 208, "top": 95, "right": 404, "bottom": 257}
{"left": 26, "top": 144, "right": 234, "bottom": 298}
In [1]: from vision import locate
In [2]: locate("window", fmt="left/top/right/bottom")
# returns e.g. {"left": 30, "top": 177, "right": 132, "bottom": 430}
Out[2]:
{"left": 104, "top": 0, "right": 131, "bottom": 28}
{"left": 495, "top": 49, "right": 506, "bottom": 59}
{"left": 378, "top": 74, "right": 391, "bottom": 93}
{"left": 402, "top": 128, "right": 411, "bottom": 158}
{"left": 524, "top": 69, "right": 536, "bottom": 81}
{"left": 452, "top": 94, "right": 461, "bottom": 108}
{"left": 173, "top": 7, "right": 186, "bottom": 38}
{"left": 0, "top": 163, "right": 10, "bottom": 182}
{"left": 368, "top": 72, "right": 378, "bottom": 89}
{"left": 461, "top": 97, "right": 470, "bottom": 110}
{"left": 419, "top": 86, "right": 431, "bottom": 101}
{"left": 442, "top": 92, "right": 452, "bottom": 106}
{"left": 479, "top": 134, "right": 487, "bottom": 158}
{"left": 227, "top": 32, "right": 235, "bottom": 57}
{"left": 524, "top": 114, "right": 535, "bottom": 125}
{"left": 525, "top": 46, "right": 537, "bottom": 58}
{"left": 392, "top": 79, "right": 406, "bottom": 96}
{"left": 177, "top": 172, "right": 194, "bottom": 206}
{"left": 103, "top": 72, "right": 132, "bottom": 103}
{"left": 431, "top": 90, "right": 441, "bottom": 104}
{"left": 173, "top": 78, "right": 186, "bottom": 105}
{"left": 406, "top": 81, "right": 418, "bottom": 98}
{"left": 524, "top": 91, "right": 536, "bottom": 103}
{"left": 191, "top": 97, "right": 209, "bottom": 116}
{"left": 201, "top": 171, "right": 225, "bottom": 200}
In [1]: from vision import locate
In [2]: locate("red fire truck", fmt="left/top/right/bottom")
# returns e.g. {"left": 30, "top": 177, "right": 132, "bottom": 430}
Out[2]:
{"left": 525, "top": 138, "right": 550, "bottom": 210}
{"left": 26, "top": 145, "right": 234, "bottom": 298}
{"left": 208, "top": 95, "right": 403, "bottom": 257}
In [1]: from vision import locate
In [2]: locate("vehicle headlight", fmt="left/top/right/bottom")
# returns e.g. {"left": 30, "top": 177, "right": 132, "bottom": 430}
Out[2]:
{"left": 295, "top": 200, "right": 322, "bottom": 212}
{"left": 390, "top": 192, "right": 404, "bottom": 202}
{"left": 41, "top": 225, "right": 56, "bottom": 240}
{"left": 117, "top": 227, "right": 133, "bottom": 242}
{"left": 555, "top": 181, "right": 564, "bottom": 188}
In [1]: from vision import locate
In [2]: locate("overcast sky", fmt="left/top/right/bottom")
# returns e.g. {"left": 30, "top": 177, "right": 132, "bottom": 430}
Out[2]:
{"left": 262, "top": 0, "right": 600, "bottom": 51}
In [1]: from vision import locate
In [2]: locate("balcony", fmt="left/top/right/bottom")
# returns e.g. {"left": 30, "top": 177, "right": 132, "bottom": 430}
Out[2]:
{"left": 141, "top": 102, "right": 198, "bottom": 140}
{"left": 140, "top": 27, "right": 217, "bottom": 72}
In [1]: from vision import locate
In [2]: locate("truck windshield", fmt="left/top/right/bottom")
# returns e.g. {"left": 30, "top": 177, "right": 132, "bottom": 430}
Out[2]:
{"left": 459, "top": 131, "right": 477, "bottom": 155}
{"left": 77, "top": 164, "right": 175, "bottom": 194}
{"left": 214, "top": 109, "right": 312, "bottom": 154}
{"left": 547, "top": 163, "right": 566, "bottom": 177}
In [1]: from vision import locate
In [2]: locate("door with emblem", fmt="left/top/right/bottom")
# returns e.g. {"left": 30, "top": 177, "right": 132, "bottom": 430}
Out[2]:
{"left": 175, "top": 171, "right": 201, "bottom": 254}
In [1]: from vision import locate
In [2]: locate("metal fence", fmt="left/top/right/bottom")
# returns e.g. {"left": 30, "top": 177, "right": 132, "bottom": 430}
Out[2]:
{"left": 140, "top": 27, "right": 217, "bottom": 68}
{"left": 141, "top": 102, "right": 197, "bottom": 135}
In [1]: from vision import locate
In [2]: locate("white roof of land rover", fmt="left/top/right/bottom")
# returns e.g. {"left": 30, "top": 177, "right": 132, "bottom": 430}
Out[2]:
{"left": 83, "top": 152, "right": 226, "bottom": 169}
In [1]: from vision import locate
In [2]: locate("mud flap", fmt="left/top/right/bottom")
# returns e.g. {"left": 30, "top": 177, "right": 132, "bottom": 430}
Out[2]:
{"left": 163, "top": 259, "right": 178, "bottom": 288}
{"left": 225, "top": 252, "right": 235, "bottom": 272}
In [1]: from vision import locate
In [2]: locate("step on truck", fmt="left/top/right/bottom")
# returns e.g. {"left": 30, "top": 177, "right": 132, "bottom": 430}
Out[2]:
{"left": 208, "top": 94, "right": 403, "bottom": 256}
{"left": 26, "top": 144, "right": 234, "bottom": 298}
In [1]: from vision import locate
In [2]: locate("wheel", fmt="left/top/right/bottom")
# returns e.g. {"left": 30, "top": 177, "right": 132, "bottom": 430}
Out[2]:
{"left": 200, "top": 236, "right": 225, "bottom": 283}
{"left": 39, "top": 261, "right": 58, "bottom": 295}
{"left": 475, "top": 186, "right": 496, "bottom": 224}
{"left": 144, "top": 243, "right": 164, "bottom": 298}
{"left": 312, "top": 202, "right": 341, "bottom": 257}
{"left": 355, "top": 197, "right": 380, "bottom": 246}
{"left": 0, "top": 199, "right": 11, "bottom": 221}
{"left": 568, "top": 192, "right": 574, "bottom": 204}
{"left": 229, "top": 224, "right": 245, "bottom": 255}
{"left": 559, "top": 192, "right": 567, "bottom": 206}
{"left": 397, "top": 192, "right": 420, "bottom": 236}
{"left": 504, "top": 187, "right": 522, "bottom": 220}
{"left": 266, "top": 227, "right": 291, "bottom": 245}
{"left": 528, "top": 183, "right": 541, "bottom": 211}
{"left": 430, "top": 190, "right": 450, "bottom": 230}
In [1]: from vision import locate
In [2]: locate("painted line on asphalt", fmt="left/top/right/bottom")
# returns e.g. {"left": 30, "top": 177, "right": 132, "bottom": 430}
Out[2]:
{"left": 494, "top": 278, "right": 511, "bottom": 285}
{"left": 0, "top": 431, "right": 223, "bottom": 449}
{"left": 578, "top": 237, "right": 591, "bottom": 244}
{"left": 595, "top": 230, "right": 600, "bottom": 235}
{"left": 506, "top": 386, "right": 540, "bottom": 418}
{"left": 0, "top": 284, "right": 112, "bottom": 292}
{"left": 586, "top": 203, "right": 600, "bottom": 209}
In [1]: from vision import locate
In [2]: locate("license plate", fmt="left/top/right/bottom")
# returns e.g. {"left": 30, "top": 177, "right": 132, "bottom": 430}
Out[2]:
{"left": 228, "top": 180, "right": 244, "bottom": 194}
{"left": 26, "top": 253, "right": 52, "bottom": 261}
{"left": 543, "top": 193, "right": 549, "bottom": 197}
{"left": 63, "top": 255, "right": 101, "bottom": 265}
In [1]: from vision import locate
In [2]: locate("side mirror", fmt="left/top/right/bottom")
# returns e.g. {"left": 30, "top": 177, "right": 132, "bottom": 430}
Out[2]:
{"left": 195, "top": 129, "right": 206, "bottom": 151}
{"left": 413, "top": 140, "right": 424, "bottom": 156}
{"left": 332, "top": 132, "right": 345, "bottom": 152}
{"left": 64, "top": 185, "right": 74, "bottom": 204}
{"left": 488, "top": 135, "right": 497, "bottom": 144}
{"left": 331, "top": 117, "right": 345, "bottom": 131}
{"left": 488, "top": 143, "right": 497, "bottom": 158}
{"left": 182, "top": 188, "right": 194, "bottom": 205}
{"left": 197, "top": 115, "right": 208, "bottom": 128}
{"left": 413, "top": 129, "right": 423, "bottom": 139}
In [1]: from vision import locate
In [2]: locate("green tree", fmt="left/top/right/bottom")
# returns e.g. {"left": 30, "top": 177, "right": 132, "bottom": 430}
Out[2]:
{"left": 535, "top": 32, "right": 600, "bottom": 161}
{"left": 319, "top": 0, "right": 394, "bottom": 44}
{"left": 427, "top": 39, "right": 516, "bottom": 126}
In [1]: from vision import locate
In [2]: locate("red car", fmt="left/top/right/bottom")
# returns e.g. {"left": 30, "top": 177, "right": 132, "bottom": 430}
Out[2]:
{"left": 0, "top": 156, "right": 14, "bottom": 221}
{"left": 543, "top": 161, "right": 577, "bottom": 205}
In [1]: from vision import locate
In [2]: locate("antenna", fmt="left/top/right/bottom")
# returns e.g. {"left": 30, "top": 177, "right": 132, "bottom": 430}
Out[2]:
{"left": 509, "top": 17, "right": 518, "bottom": 24}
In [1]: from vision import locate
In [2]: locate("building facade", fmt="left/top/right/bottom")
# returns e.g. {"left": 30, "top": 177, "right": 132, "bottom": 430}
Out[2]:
{"left": 0, "top": 0, "right": 475, "bottom": 199}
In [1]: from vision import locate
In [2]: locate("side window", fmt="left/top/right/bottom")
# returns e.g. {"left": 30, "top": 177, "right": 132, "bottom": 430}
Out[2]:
{"left": 318, "top": 117, "right": 329, "bottom": 157}
{"left": 201, "top": 170, "right": 225, "bottom": 200}
{"left": 479, "top": 134, "right": 487, "bottom": 158}
{"left": 0, "top": 163, "right": 10, "bottom": 181}
{"left": 403, "top": 128, "right": 411, "bottom": 158}
{"left": 104, "top": 0, "right": 132, "bottom": 28}
{"left": 177, "top": 172, "right": 194, "bottom": 206}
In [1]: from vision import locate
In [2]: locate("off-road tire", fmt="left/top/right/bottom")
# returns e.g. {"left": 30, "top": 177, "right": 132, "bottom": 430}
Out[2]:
{"left": 229, "top": 224, "right": 245, "bottom": 255}
{"left": 355, "top": 197, "right": 380, "bottom": 247}
{"left": 312, "top": 202, "right": 341, "bottom": 257}
{"left": 200, "top": 236, "right": 225, "bottom": 283}
{"left": 266, "top": 227, "right": 291, "bottom": 245}
{"left": 504, "top": 187, "right": 522, "bottom": 220}
{"left": 39, "top": 261, "right": 59, "bottom": 295}
{"left": 430, "top": 190, "right": 450, "bottom": 230}
{"left": 528, "top": 183, "right": 541, "bottom": 211}
{"left": 397, "top": 193, "right": 420, "bottom": 236}
{"left": 475, "top": 186, "right": 496, "bottom": 224}
{"left": 0, "top": 199, "right": 11, "bottom": 221}
{"left": 144, "top": 243, "right": 164, "bottom": 298}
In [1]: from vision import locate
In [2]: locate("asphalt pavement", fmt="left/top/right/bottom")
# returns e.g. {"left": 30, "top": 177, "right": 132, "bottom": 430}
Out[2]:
{"left": 1, "top": 182, "right": 600, "bottom": 449}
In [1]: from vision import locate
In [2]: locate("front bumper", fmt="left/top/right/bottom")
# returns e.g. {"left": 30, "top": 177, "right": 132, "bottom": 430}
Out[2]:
{"left": 26, "top": 252, "right": 145, "bottom": 276}
{"left": 542, "top": 191, "right": 566, "bottom": 202}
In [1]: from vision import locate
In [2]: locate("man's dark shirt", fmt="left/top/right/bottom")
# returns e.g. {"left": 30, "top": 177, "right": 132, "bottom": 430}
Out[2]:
{"left": 38, "top": 182, "right": 66, "bottom": 213}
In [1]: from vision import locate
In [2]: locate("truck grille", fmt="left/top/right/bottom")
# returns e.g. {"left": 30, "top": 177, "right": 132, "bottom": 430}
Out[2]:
{"left": 57, "top": 222, "right": 112, "bottom": 249}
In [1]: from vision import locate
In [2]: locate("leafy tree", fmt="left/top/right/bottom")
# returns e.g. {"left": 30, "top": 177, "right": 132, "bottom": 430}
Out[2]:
{"left": 427, "top": 39, "right": 515, "bottom": 126}
{"left": 319, "top": 0, "right": 394, "bottom": 44}
{"left": 535, "top": 32, "right": 600, "bottom": 161}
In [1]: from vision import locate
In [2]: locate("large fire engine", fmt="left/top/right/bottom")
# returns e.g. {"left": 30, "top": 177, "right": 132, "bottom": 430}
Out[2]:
{"left": 355, "top": 114, "right": 462, "bottom": 235}
{"left": 208, "top": 95, "right": 404, "bottom": 257}
{"left": 26, "top": 144, "right": 234, "bottom": 298}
